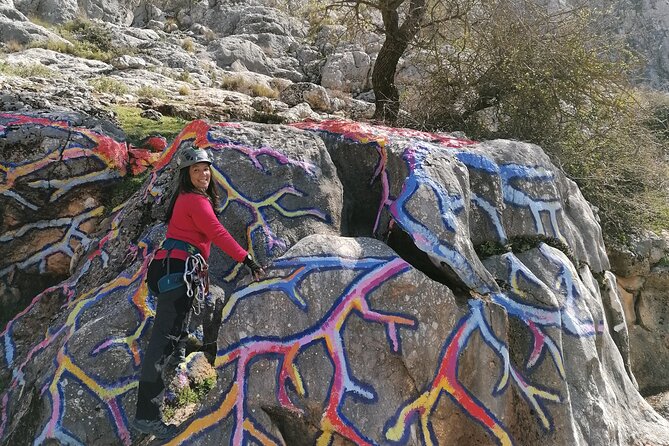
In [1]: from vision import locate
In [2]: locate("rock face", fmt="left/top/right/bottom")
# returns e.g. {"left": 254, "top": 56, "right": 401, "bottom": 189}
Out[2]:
{"left": 0, "top": 6, "right": 67, "bottom": 45}
{"left": 0, "top": 112, "right": 157, "bottom": 320}
{"left": 609, "top": 230, "right": 669, "bottom": 394}
{"left": 14, "top": 0, "right": 140, "bottom": 24}
{"left": 1, "top": 116, "right": 669, "bottom": 446}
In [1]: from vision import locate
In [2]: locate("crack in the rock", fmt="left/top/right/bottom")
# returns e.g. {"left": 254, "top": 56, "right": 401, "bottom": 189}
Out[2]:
{"left": 261, "top": 405, "right": 321, "bottom": 446}
{"left": 634, "top": 291, "right": 651, "bottom": 331}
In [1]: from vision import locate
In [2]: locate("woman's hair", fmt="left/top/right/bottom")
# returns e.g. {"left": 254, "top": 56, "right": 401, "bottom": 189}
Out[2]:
{"left": 164, "top": 165, "right": 220, "bottom": 222}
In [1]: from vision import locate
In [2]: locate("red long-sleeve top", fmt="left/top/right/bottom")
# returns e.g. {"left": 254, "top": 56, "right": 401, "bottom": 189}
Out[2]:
{"left": 154, "top": 192, "right": 248, "bottom": 262}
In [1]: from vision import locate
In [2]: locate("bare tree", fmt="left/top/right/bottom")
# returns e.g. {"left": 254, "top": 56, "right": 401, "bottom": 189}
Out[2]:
{"left": 370, "top": 0, "right": 427, "bottom": 123}
{"left": 322, "top": 0, "right": 468, "bottom": 124}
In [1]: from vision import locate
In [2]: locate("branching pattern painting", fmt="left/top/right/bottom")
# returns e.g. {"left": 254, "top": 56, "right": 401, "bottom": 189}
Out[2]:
{"left": 1, "top": 118, "right": 608, "bottom": 446}
{"left": 146, "top": 120, "right": 329, "bottom": 280}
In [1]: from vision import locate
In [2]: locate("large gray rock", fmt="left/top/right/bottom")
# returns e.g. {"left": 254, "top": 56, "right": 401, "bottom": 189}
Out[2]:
{"left": 0, "top": 111, "right": 136, "bottom": 381}
{"left": 294, "top": 121, "right": 609, "bottom": 294}
{"left": 321, "top": 47, "right": 373, "bottom": 93}
{"left": 14, "top": 0, "right": 139, "bottom": 24}
{"left": 210, "top": 36, "right": 275, "bottom": 75}
{"left": 0, "top": 7, "right": 67, "bottom": 45}
{"left": 280, "top": 82, "right": 331, "bottom": 111}
{"left": 189, "top": 4, "right": 305, "bottom": 39}
{"left": 610, "top": 230, "right": 669, "bottom": 394}
{"left": 1, "top": 118, "right": 668, "bottom": 446}
{"left": 13, "top": 0, "right": 78, "bottom": 23}
{"left": 4, "top": 48, "right": 113, "bottom": 77}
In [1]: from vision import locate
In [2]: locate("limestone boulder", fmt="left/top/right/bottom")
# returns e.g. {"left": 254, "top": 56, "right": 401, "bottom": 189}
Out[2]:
{"left": 2, "top": 118, "right": 668, "bottom": 446}
{"left": 280, "top": 82, "right": 331, "bottom": 112}
{"left": 110, "top": 54, "right": 147, "bottom": 70}
{"left": 0, "top": 7, "right": 67, "bottom": 46}
{"left": 0, "top": 118, "right": 344, "bottom": 444}
{"left": 0, "top": 111, "right": 157, "bottom": 399}
{"left": 210, "top": 36, "right": 275, "bottom": 76}
{"left": 294, "top": 121, "right": 609, "bottom": 294}
{"left": 609, "top": 230, "right": 669, "bottom": 394}
{"left": 14, "top": 0, "right": 140, "bottom": 24}
{"left": 4, "top": 48, "right": 113, "bottom": 77}
{"left": 320, "top": 47, "right": 373, "bottom": 93}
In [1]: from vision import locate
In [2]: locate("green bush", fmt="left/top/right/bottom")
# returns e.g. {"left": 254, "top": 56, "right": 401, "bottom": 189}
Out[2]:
{"left": 401, "top": 0, "right": 669, "bottom": 243}
{"left": 29, "top": 18, "right": 130, "bottom": 62}
{"left": 4, "top": 40, "right": 24, "bottom": 52}
{"left": 250, "top": 83, "right": 278, "bottom": 98}
{"left": 0, "top": 61, "right": 57, "bottom": 78}
{"left": 113, "top": 105, "right": 187, "bottom": 145}
{"left": 163, "top": 373, "right": 216, "bottom": 421}
{"left": 181, "top": 38, "right": 194, "bottom": 52}
{"left": 135, "top": 85, "right": 167, "bottom": 99}
{"left": 62, "top": 19, "right": 115, "bottom": 53}
{"left": 220, "top": 73, "right": 248, "bottom": 91}
{"left": 89, "top": 77, "right": 129, "bottom": 95}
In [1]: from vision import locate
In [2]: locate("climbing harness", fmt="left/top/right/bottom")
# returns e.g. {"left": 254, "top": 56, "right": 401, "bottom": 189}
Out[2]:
{"left": 155, "top": 238, "right": 201, "bottom": 293}
{"left": 154, "top": 237, "right": 210, "bottom": 325}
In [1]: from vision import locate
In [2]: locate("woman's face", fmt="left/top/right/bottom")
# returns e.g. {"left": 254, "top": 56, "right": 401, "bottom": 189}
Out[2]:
{"left": 189, "top": 162, "right": 211, "bottom": 191}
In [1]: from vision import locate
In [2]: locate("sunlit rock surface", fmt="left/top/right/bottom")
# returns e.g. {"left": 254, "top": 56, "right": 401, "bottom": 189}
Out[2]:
{"left": 1, "top": 116, "right": 668, "bottom": 445}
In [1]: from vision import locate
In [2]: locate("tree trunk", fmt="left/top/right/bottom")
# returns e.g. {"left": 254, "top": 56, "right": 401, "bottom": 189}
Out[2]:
{"left": 372, "top": 0, "right": 427, "bottom": 125}
{"left": 372, "top": 38, "right": 404, "bottom": 124}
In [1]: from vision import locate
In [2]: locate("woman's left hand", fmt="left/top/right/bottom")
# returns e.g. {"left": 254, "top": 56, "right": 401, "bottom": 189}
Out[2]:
{"left": 243, "top": 254, "right": 266, "bottom": 281}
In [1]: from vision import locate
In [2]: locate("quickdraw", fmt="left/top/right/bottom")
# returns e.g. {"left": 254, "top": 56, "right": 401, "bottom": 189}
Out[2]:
{"left": 183, "top": 253, "right": 209, "bottom": 318}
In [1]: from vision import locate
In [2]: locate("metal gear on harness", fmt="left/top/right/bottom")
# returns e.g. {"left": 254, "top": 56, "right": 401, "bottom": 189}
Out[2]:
{"left": 183, "top": 253, "right": 209, "bottom": 321}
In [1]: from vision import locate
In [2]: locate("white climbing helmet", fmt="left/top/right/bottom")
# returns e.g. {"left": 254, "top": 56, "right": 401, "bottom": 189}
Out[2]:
{"left": 178, "top": 148, "right": 212, "bottom": 169}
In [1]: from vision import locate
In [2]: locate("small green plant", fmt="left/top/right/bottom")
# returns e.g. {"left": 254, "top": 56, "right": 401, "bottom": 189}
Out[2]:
{"left": 203, "top": 29, "right": 216, "bottom": 42}
{"left": 656, "top": 255, "right": 669, "bottom": 268}
{"left": 27, "top": 15, "right": 55, "bottom": 30}
{"left": 474, "top": 240, "right": 509, "bottom": 258}
{"left": 0, "top": 61, "right": 57, "bottom": 78}
{"left": 178, "top": 85, "right": 191, "bottom": 96}
{"left": 250, "top": 83, "right": 279, "bottom": 98}
{"left": 113, "top": 105, "right": 187, "bottom": 145}
{"left": 89, "top": 77, "right": 129, "bottom": 95}
{"left": 30, "top": 37, "right": 113, "bottom": 61}
{"left": 135, "top": 85, "right": 167, "bottom": 99}
{"left": 176, "top": 71, "right": 192, "bottom": 83}
{"left": 5, "top": 40, "right": 25, "bottom": 52}
{"left": 163, "top": 372, "right": 217, "bottom": 421}
{"left": 474, "top": 235, "right": 574, "bottom": 262}
{"left": 181, "top": 38, "right": 194, "bottom": 52}
{"left": 104, "top": 172, "right": 149, "bottom": 210}
{"left": 220, "top": 73, "right": 248, "bottom": 91}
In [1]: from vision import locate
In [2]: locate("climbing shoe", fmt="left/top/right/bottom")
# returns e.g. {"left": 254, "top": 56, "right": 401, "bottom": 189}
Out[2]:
{"left": 131, "top": 418, "right": 179, "bottom": 440}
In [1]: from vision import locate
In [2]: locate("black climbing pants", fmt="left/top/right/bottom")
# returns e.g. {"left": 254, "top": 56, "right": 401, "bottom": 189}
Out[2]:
{"left": 135, "top": 258, "right": 187, "bottom": 421}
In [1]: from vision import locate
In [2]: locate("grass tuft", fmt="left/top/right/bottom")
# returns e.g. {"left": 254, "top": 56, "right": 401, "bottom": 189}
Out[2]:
{"left": 113, "top": 105, "right": 187, "bottom": 145}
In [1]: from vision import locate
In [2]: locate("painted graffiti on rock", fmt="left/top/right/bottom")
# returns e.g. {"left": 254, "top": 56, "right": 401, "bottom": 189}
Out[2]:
{"left": 294, "top": 120, "right": 568, "bottom": 291}
{"left": 168, "top": 254, "right": 418, "bottom": 446}
{"left": 1, "top": 117, "right": 604, "bottom": 446}
{"left": 146, "top": 120, "right": 330, "bottom": 281}
{"left": 387, "top": 244, "right": 602, "bottom": 446}
{"left": 0, "top": 113, "right": 160, "bottom": 284}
